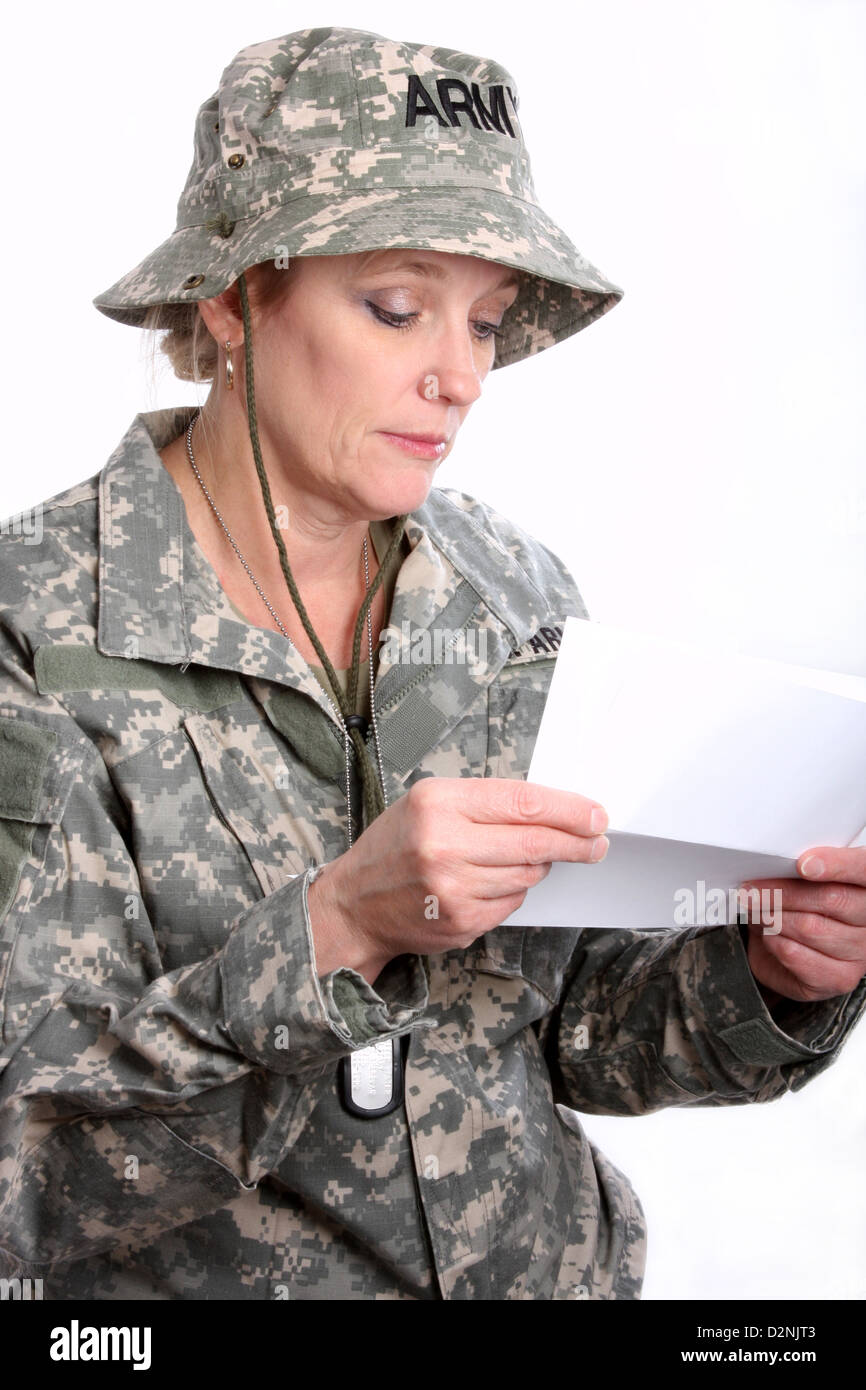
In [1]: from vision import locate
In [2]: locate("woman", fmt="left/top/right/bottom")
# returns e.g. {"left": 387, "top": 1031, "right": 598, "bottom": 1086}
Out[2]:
{"left": 1, "top": 25, "right": 864, "bottom": 1301}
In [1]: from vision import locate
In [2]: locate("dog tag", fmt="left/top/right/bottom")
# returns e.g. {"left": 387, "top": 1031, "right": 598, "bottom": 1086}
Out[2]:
{"left": 337, "top": 1036, "right": 404, "bottom": 1117}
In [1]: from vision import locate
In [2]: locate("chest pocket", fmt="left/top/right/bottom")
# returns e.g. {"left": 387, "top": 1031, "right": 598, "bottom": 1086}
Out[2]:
{"left": 181, "top": 702, "right": 350, "bottom": 898}
{"left": 470, "top": 650, "right": 578, "bottom": 1004}
{"left": 103, "top": 694, "right": 348, "bottom": 973}
{"left": 485, "top": 656, "right": 556, "bottom": 782}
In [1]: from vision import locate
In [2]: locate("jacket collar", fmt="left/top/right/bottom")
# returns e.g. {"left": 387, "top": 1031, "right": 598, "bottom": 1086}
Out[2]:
{"left": 97, "top": 408, "right": 547, "bottom": 698}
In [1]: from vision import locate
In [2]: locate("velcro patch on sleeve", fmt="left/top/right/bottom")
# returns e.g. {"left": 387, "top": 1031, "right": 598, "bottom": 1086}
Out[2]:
{"left": 0, "top": 718, "right": 59, "bottom": 822}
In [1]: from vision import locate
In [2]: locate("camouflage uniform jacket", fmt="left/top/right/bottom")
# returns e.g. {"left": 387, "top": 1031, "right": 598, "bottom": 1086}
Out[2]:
{"left": 1, "top": 405, "right": 863, "bottom": 1300}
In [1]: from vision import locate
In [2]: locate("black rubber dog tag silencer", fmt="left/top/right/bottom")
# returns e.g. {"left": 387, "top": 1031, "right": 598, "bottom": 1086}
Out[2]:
{"left": 337, "top": 1036, "right": 404, "bottom": 1117}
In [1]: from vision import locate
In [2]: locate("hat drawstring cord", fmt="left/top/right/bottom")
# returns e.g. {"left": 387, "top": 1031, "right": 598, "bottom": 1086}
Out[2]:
{"left": 235, "top": 269, "right": 407, "bottom": 830}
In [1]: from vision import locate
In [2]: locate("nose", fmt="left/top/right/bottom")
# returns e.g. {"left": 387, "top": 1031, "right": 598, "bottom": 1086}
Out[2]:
{"left": 419, "top": 318, "right": 487, "bottom": 408}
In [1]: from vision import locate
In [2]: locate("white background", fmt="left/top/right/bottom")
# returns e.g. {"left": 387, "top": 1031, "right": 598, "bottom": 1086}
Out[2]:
{"left": 2, "top": 0, "right": 864, "bottom": 1299}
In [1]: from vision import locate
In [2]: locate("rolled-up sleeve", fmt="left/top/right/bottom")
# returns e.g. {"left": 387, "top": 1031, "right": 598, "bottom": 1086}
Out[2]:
{"left": 546, "top": 920, "right": 866, "bottom": 1116}
{"left": 219, "top": 870, "right": 430, "bottom": 1061}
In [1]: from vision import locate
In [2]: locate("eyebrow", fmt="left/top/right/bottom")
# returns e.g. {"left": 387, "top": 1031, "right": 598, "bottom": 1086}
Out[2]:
{"left": 360, "top": 254, "right": 520, "bottom": 291}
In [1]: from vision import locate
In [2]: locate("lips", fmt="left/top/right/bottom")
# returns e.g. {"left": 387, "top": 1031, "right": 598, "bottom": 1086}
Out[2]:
{"left": 382, "top": 431, "right": 450, "bottom": 444}
{"left": 377, "top": 429, "right": 452, "bottom": 459}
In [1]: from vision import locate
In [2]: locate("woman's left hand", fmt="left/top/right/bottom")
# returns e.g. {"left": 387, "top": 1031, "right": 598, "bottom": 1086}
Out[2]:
{"left": 739, "top": 847, "right": 866, "bottom": 1004}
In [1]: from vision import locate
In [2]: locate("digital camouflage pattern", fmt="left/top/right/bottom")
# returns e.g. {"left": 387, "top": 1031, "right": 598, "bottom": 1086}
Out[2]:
{"left": 1, "top": 407, "right": 864, "bottom": 1299}
{"left": 92, "top": 26, "right": 624, "bottom": 369}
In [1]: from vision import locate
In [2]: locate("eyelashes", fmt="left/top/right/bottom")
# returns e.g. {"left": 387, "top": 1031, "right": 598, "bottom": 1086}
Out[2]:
{"left": 364, "top": 300, "right": 502, "bottom": 341}
{"left": 365, "top": 302, "right": 419, "bottom": 331}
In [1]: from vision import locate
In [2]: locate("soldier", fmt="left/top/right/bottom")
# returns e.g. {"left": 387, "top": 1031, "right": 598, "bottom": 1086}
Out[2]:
{"left": 0, "top": 26, "right": 864, "bottom": 1301}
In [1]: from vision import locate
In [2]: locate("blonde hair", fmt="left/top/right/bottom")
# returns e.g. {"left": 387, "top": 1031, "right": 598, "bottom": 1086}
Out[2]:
{"left": 142, "top": 259, "right": 296, "bottom": 383}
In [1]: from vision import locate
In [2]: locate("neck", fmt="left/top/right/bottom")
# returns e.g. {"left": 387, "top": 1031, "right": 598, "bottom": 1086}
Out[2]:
{"left": 159, "top": 397, "right": 395, "bottom": 666}
{"left": 177, "top": 396, "right": 377, "bottom": 594}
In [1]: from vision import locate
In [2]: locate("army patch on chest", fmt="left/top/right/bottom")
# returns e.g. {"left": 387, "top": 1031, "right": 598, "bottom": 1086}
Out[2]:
{"left": 507, "top": 623, "right": 565, "bottom": 664}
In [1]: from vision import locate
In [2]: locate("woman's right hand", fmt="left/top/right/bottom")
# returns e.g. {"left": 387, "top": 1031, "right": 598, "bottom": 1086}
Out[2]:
{"left": 307, "top": 776, "right": 609, "bottom": 983}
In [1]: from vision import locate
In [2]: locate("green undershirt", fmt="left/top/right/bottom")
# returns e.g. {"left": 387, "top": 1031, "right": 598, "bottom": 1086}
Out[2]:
{"left": 226, "top": 517, "right": 407, "bottom": 721}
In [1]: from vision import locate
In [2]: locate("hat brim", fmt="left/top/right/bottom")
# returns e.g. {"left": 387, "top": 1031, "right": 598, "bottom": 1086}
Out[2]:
{"left": 93, "top": 185, "right": 623, "bottom": 369}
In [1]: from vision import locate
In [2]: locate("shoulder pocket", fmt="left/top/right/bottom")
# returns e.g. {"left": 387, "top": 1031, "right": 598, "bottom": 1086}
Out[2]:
{"left": 0, "top": 711, "right": 95, "bottom": 1023}
{"left": 0, "top": 713, "right": 89, "bottom": 918}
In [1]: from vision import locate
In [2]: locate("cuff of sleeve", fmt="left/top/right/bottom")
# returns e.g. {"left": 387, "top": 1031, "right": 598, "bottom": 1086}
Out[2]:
{"left": 695, "top": 921, "right": 864, "bottom": 1067}
{"left": 321, "top": 953, "right": 430, "bottom": 1045}
{"left": 220, "top": 868, "right": 429, "bottom": 1073}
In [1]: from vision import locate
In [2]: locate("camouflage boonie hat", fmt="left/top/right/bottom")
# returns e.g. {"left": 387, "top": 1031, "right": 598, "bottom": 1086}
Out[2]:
{"left": 93, "top": 25, "right": 623, "bottom": 368}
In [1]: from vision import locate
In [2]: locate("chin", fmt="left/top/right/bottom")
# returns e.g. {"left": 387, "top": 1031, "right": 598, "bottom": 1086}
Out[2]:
{"left": 364, "top": 468, "right": 438, "bottom": 519}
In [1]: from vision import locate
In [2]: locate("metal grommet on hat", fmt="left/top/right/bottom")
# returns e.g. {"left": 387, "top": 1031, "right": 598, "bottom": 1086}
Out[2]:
{"left": 92, "top": 25, "right": 623, "bottom": 367}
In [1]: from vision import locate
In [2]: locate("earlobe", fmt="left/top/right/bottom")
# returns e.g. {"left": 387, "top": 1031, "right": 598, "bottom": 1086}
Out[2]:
{"left": 197, "top": 288, "right": 245, "bottom": 347}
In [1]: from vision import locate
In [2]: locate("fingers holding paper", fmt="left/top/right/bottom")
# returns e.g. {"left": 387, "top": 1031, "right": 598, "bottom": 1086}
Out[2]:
{"left": 739, "top": 846, "right": 866, "bottom": 1002}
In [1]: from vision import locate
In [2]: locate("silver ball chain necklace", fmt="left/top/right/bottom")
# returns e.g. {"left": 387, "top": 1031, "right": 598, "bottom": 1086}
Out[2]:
{"left": 186, "top": 414, "right": 405, "bottom": 1119}
{"left": 184, "top": 411, "right": 389, "bottom": 851}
